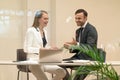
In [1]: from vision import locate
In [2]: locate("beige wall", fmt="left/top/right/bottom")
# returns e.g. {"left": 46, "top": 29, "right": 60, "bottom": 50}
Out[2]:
{"left": 0, "top": 0, "right": 52, "bottom": 80}
{"left": 0, "top": 0, "right": 120, "bottom": 80}
{"left": 0, "top": 0, "right": 27, "bottom": 80}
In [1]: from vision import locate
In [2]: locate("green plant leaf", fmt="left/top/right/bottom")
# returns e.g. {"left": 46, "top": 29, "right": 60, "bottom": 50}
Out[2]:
{"left": 69, "top": 44, "right": 119, "bottom": 80}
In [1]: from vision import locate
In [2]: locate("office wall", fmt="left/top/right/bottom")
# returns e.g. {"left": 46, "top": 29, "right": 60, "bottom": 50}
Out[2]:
{"left": 0, "top": 0, "right": 52, "bottom": 80}
{"left": 0, "top": 0, "right": 120, "bottom": 80}
{"left": 0, "top": 0, "right": 54, "bottom": 80}
{"left": 0, "top": 0, "right": 27, "bottom": 80}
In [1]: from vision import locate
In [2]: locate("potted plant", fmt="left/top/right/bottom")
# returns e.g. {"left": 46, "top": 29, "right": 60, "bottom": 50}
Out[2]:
{"left": 68, "top": 44, "right": 119, "bottom": 80}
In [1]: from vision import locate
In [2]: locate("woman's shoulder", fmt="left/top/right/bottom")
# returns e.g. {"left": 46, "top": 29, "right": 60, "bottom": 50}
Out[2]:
{"left": 27, "top": 27, "right": 36, "bottom": 32}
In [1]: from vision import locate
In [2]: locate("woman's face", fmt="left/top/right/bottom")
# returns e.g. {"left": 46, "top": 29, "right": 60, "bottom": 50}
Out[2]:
{"left": 39, "top": 13, "right": 49, "bottom": 28}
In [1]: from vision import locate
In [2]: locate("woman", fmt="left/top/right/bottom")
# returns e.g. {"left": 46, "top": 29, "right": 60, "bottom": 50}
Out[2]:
{"left": 24, "top": 10, "right": 66, "bottom": 80}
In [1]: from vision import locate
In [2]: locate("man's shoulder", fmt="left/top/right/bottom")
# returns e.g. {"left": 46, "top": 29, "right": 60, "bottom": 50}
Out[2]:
{"left": 86, "top": 23, "right": 95, "bottom": 28}
{"left": 86, "top": 23, "right": 96, "bottom": 30}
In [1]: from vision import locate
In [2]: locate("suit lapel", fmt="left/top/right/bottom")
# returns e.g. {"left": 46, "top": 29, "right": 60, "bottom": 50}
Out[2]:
{"left": 34, "top": 28, "right": 43, "bottom": 47}
{"left": 76, "top": 28, "right": 80, "bottom": 42}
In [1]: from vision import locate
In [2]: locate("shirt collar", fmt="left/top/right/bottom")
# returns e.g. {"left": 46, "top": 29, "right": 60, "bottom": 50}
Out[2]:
{"left": 36, "top": 27, "right": 45, "bottom": 32}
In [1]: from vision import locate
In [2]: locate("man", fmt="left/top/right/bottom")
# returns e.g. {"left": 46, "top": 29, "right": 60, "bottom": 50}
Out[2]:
{"left": 63, "top": 9, "right": 98, "bottom": 80}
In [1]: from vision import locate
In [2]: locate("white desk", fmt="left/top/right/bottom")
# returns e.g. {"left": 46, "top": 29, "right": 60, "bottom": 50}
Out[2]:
{"left": 0, "top": 60, "right": 120, "bottom": 66}
{"left": 106, "top": 61, "right": 120, "bottom": 66}
{"left": 1, "top": 60, "right": 120, "bottom": 80}
{"left": 0, "top": 60, "right": 39, "bottom": 65}
{"left": 0, "top": 60, "right": 92, "bottom": 66}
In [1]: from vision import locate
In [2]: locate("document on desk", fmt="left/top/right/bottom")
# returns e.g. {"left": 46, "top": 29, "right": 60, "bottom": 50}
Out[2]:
{"left": 18, "top": 60, "right": 39, "bottom": 65}
{"left": 63, "top": 60, "right": 90, "bottom": 63}
{"left": 71, "top": 60, "right": 90, "bottom": 63}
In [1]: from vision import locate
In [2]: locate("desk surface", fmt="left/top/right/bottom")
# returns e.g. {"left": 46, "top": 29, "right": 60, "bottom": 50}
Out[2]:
{"left": 0, "top": 60, "right": 93, "bottom": 66}
{"left": 0, "top": 60, "right": 38, "bottom": 65}
{"left": 0, "top": 60, "right": 120, "bottom": 66}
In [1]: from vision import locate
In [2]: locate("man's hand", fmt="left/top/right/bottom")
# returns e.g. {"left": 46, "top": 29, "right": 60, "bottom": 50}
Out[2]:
{"left": 63, "top": 38, "right": 78, "bottom": 49}
{"left": 66, "top": 38, "right": 77, "bottom": 45}
{"left": 64, "top": 38, "right": 77, "bottom": 48}
{"left": 64, "top": 43, "right": 71, "bottom": 49}
{"left": 72, "top": 38, "right": 77, "bottom": 45}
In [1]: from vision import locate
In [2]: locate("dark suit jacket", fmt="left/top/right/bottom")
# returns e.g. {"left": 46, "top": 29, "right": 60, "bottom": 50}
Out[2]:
{"left": 71, "top": 22, "right": 98, "bottom": 60}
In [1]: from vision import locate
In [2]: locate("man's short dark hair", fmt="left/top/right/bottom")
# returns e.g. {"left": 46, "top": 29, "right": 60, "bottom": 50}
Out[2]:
{"left": 75, "top": 9, "right": 88, "bottom": 17}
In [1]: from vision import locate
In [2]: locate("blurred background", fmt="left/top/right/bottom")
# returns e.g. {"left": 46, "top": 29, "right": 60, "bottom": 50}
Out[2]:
{"left": 0, "top": 0, "right": 120, "bottom": 80}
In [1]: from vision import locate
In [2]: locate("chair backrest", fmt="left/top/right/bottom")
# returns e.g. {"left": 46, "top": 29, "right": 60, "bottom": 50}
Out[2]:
{"left": 98, "top": 48, "right": 106, "bottom": 62}
{"left": 17, "top": 49, "right": 30, "bottom": 72}
{"left": 17, "top": 49, "right": 27, "bottom": 61}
